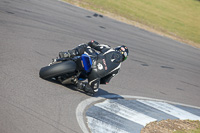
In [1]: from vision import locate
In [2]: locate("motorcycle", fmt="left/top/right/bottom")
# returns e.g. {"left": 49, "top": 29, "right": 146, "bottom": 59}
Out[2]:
{"left": 39, "top": 54, "right": 93, "bottom": 85}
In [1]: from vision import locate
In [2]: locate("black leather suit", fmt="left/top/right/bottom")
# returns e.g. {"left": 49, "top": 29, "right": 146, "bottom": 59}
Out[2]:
{"left": 66, "top": 41, "right": 123, "bottom": 93}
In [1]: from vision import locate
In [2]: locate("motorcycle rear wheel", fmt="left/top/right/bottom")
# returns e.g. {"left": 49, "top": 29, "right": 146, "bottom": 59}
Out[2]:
{"left": 39, "top": 60, "right": 76, "bottom": 80}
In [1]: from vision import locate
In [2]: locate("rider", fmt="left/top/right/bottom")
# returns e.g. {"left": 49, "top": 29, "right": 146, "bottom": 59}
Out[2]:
{"left": 59, "top": 40, "right": 129, "bottom": 95}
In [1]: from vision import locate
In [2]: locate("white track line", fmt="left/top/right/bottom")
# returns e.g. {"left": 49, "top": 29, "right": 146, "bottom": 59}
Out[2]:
{"left": 137, "top": 99, "right": 200, "bottom": 120}
{"left": 87, "top": 117, "right": 129, "bottom": 133}
{"left": 95, "top": 99, "right": 156, "bottom": 126}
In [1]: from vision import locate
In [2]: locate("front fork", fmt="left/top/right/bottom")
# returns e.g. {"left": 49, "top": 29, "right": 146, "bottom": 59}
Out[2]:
{"left": 48, "top": 57, "right": 70, "bottom": 66}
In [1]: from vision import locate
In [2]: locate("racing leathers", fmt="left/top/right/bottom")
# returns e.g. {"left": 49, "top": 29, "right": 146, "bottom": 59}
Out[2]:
{"left": 59, "top": 41, "right": 123, "bottom": 94}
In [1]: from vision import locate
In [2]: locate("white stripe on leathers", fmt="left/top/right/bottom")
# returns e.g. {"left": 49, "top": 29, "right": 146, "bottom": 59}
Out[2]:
{"left": 95, "top": 100, "right": 157, "bottom": 126}
{"left": 137, "top": 100, "right": 200, "bottom": 120}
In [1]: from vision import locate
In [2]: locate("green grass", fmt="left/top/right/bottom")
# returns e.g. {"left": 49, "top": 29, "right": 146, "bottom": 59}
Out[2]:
{"left": 63, "top": 0, "right": 200, "bottom": 47}
{"left": 174, "top": 128, "right": 200, "bottom": 133}
{"left": 173, "top": 120, "right": 200, "bottom": 133}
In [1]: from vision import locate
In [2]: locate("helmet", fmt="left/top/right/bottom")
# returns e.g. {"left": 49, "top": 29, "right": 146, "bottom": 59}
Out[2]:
{"left": 115, "top": 45, "right": 129, "bottom": 62}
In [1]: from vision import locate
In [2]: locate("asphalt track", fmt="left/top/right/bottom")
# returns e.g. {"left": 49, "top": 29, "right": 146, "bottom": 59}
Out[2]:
{"left": 0, "top": 0, "right": 200, "bottom": 133}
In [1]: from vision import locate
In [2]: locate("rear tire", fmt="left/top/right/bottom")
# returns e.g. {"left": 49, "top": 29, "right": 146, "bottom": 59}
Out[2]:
{"left": 39, "top": 60, "right": 76, "bottom": 79}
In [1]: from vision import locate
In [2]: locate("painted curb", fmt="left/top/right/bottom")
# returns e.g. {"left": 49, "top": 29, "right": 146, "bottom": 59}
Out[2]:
{"left": 76, "top": 95, "right": 200, "bottom": 133}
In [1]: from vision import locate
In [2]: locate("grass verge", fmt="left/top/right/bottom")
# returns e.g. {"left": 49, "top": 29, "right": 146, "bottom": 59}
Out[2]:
{"left": 173, "top": 120, "right": 200, "bottom": 133}
{"left": 141, "top": 119, "right": 200, "bottom": 133}
{"left": 62, "top": 0, "right": 200, "bottom": 48}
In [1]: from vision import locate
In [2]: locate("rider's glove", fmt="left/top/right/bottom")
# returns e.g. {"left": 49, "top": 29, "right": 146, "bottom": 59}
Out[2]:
{"left": 88, "top": 40, "right": 99, "bottom": 47}
{"left": 59, "top": 52, "right": 70, "bottom": 58}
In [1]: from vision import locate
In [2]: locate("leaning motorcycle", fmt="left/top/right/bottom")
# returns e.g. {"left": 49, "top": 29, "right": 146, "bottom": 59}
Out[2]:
{"left": 39, "top": 54, "right": 93, "bottom": 85}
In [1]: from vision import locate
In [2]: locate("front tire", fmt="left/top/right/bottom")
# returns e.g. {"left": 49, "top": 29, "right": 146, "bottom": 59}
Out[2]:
{"left": 39, "top": 60, "right": 76, "bottom": 79}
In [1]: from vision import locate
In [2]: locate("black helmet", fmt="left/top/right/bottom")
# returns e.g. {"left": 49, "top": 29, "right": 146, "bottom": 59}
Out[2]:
{"left": 115, "top": 45, "right": 129, "bottom": 62}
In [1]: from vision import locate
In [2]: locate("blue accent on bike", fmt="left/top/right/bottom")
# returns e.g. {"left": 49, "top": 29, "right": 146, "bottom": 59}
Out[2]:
{"left": 78, "top": 78, "right": 86, "bottom": 81}
{"left": 81, "top": 54, "right": 92, "bottom": 73}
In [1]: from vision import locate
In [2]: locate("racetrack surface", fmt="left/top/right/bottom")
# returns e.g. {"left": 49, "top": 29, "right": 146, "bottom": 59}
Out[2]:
{"left": 0, "top": 0, "right": 200, "bottom": 133}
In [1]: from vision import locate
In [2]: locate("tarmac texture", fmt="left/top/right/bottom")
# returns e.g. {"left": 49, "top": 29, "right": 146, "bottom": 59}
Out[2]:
{"left": 0, "top": 0, "right": 200, "bottom": 133}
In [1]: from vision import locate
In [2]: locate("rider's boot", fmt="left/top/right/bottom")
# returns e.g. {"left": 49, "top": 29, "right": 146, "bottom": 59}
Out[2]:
{"left": 76, "top": 81, "right": 97, "bottom": 95}
{"left": 83, "top": 84, "right": 95, "bottom": 95}
{"left": 61, "top": 77, "right": 98, "bottom": 95}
